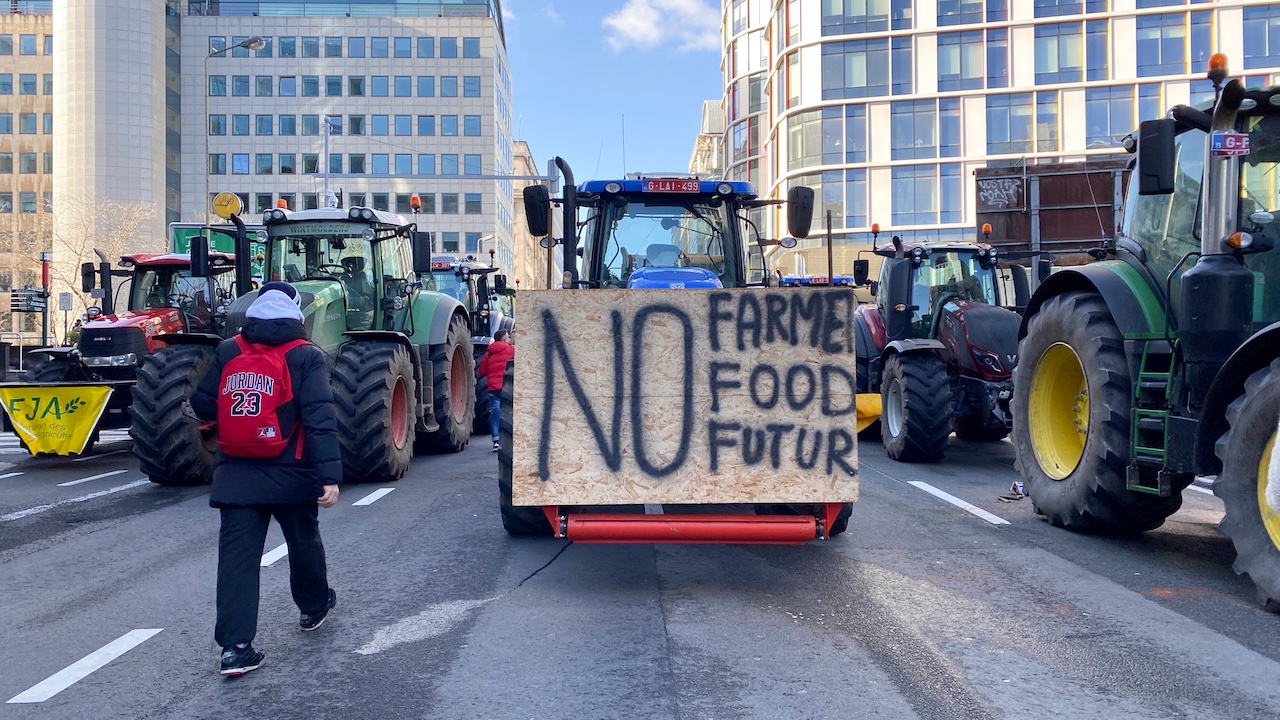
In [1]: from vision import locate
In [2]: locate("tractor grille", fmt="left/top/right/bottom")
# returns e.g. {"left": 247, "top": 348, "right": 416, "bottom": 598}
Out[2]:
{"left": 78, "top": 326, "right": 148, "bottom": 359}
{"left": 960, "top": 305, "right": 1020, "bottom": 359}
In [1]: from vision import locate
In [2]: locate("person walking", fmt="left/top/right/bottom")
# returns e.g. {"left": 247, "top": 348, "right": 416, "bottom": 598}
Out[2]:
{"left": 190, "top": 281, "right": 342, "bottom": 677}
{"left": 477, "top": 329, "right": 515, "bottom": 452}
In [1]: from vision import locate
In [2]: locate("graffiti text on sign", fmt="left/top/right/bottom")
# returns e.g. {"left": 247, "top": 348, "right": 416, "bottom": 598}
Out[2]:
{"left": 977, "top": 178, "right": 1023, "bottom": 210}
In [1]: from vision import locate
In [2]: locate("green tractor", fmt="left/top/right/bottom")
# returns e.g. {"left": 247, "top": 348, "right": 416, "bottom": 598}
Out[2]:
{"left": 128, "top": 204, "right": 476, "bottom": 486}
{"left": 1012, "top": 55, "right": 1280, "bottom": 608}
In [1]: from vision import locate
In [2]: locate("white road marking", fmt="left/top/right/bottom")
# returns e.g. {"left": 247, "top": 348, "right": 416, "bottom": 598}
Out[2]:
{"left": 261, "top": 542, "right": 289, "bottom": 567}
{"left": 908, "top": 481, "right": 1011, "bottom": 526}
{"left": 355, "top": 598, "right": 496, "bottom": 655}
{"left": 57, "top": 469, "right": 129, "bottom": 487}
{"left": 72, "top": 449, "right": 130, "bottom": 463}
{"left": 0, "top": 471, "right": 22, "bottom": 479}
{"left": 1187, "top": 485, "right": 1215, "bottom": 496}
{"left": 6, "top": 629, "right": 162, "bottom": 704}
{"left": 1, "top": 480, "right": 150, "bottom": 522}
{"left": 352, "top": 488, "right": 395, "bottom": 506}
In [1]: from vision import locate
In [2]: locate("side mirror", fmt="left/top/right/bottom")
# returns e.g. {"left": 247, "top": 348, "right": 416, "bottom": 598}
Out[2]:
{"left": 523, "top": 185, "right": 551, "bottom": 237}
{"left": 1011, "top": 265, "right": 1031, "bottom": 307}
{"left": 494, "top": 274, "right": 508, "bottom": 294}
{"left": 786, "top": 186, "right": 814, "bottom": 239}
{"left": 869, "top": 281, "right": 879, "bottom": 297}
{"left": 80, "top": 262, "right": 95, "bottom": 293}
{"left": 1137, "top": 118, "right": 1176, "bottom": 196}
{"left": 1037, "top": 257, "right": 1053, "bottom": 283}
{"left": 853, "top": 259, "right": 870, "bottom": 286}
{"left": 190, "top": 234, "right": 210, "bottom": 278}
{"left": 413, "top": 231, "right": 433, "bottom": 274}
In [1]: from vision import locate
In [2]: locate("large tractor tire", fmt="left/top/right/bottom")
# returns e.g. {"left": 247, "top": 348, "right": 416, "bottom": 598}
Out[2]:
{"left": 27, "top": 357, "right": 87, "bottom": 383}
{"left": 129, "top": 344, "right": 217, "bottom": 486}
{"left": 498, "top": 361, "right": 551, "bottom": 536}
{"left": 1214, "top": 358, "right": 1280, "bottom": 611}
{"left": 473, "top": 344, "right": 491, "bottom": 436}
{"left": 881, "top": 352, "right": 951, "bottom": 462}
{"left": 418, "top": 313, "right": 476, "bottom": 454}
{"left": 332, "top": 342, "right": 415, "bottom": 484}
{"left": 1012, "top": 291, "right": 1181, "bottom": 532}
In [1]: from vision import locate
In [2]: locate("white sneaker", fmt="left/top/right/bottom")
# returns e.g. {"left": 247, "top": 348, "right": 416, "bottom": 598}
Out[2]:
{"left": 492, "top": 441, "right": 500, "bottom": 452}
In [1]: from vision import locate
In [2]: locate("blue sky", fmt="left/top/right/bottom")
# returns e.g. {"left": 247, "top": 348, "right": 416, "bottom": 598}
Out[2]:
{"left": 502, "top": 0, "right": 724, "bottom": 183}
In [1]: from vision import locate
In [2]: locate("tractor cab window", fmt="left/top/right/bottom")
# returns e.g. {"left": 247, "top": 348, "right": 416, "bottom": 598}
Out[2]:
{"left": 266, "top": 225, "right": 379, "bottom": 330}
{"left": 590, "top": 197, "right": 739, "bottom": 288}
{"left": 909, "top": 251, "right": 997, "bottom": 335}
{"left": 130, "top": 267, "right": 229, "bottom": 332}
{"left": 1239, "top": 114, "right": 1280, "bottom": 324}
{"left": 427, "top": 269, "right": 475, "bottom": 310}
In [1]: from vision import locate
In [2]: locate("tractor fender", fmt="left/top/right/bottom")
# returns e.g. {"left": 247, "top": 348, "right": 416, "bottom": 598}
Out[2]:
{"left": 342, "top": 330, "right": 430, "bottom": 421}
{"left": 1194, "top": 320, "right": 1280, "bottom": 476}
{"left": 154, "top": 332, "right": 224, "bottom": 348}
{"left": 424, "top": 296, "right": 470, "bottom": 346}
{"left": 882, "top": 338, "right": 946, "bottom": 357}
{"left": 1018, "top": 261, "right": 1163, "bottom": 339}
{"left": 28, "top": 347, "right": 74, "bottom": 361}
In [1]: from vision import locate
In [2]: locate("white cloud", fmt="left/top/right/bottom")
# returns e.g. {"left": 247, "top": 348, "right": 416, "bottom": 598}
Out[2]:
{"left": 602, "top": 0, "right": 720, "bottom": 53}
{"left": 543, "top": 4, "right": 564, "bottom": 25}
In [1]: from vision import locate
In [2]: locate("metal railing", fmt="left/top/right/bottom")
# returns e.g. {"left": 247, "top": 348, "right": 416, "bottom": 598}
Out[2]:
{"left": 188, "top": 1, "right": 492, "bottom": 18}
{"left": 7, "top": 1, "right": 52, "bottom": 13}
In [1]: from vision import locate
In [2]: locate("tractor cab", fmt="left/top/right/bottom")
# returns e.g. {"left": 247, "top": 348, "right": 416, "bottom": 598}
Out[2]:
{"left": 120, "top": 252, "right": 235, "bottom": 333}
{"left": 870, "top": 240, "right": 1009, "bottom": 341}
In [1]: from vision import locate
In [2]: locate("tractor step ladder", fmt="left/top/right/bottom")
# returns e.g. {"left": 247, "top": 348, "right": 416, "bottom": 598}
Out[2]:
{"left": 1128, "top": 337, "right": 1175, "bottom": 496}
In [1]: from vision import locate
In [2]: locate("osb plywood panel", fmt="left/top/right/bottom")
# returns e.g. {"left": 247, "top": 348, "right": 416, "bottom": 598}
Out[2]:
{"left": 511, "top": 288, "right": 861, "bottom": 506}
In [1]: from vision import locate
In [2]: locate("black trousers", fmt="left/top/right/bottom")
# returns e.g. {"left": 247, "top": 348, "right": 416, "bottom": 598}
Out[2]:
{"left": 215, "top": 504, "right": 330, "bottom": 649}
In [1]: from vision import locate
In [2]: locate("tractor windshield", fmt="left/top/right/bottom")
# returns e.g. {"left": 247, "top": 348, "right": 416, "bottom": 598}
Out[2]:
{"left": 584, "top": 197, "right": 740, "bottom": 288}
{"left": 425, "top": 269, "right": 475, "bottom": 310}
{"left": 908, "top": 251, "right": 998, "bottom": 335}
{"left": 129, "top": 267, "right": 229, "bottom": 331}
{"left": 265, "top": 222, "right": 380, "bottom": 329}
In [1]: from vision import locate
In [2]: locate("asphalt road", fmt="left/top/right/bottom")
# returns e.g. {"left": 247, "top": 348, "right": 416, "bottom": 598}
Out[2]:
{"left": 2, "top": 430, "right": 1280, "bottom": 720}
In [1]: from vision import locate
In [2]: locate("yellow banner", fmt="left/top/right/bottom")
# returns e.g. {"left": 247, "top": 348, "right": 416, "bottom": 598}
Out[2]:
{"left": 0, "top": 385, "right": 113, "bottom": 456}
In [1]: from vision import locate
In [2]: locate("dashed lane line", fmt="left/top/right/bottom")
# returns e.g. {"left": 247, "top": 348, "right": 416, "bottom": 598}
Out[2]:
{"left": 6, "top": 629, "right": 162, "bottom": 704}
{"left": 0, "top": 480, "right": 151, "bottom": 522}
{"left": 57, "top": 469, "right": 129, "bottom": 488}
{"left": 261, "top": 542, "right": 289, "bottom": 567}
{"left": 0, "top": 471, "right": 22, "bottom": 479}
{"left": 352, "top": 488, "right": 395, "bottom": 506}
{"left": 907, "top": 481, "right": 1011, "bottom": 526}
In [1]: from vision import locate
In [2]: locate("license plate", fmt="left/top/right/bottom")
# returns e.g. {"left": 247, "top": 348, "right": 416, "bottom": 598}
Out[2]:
{"left": 1211, "top": 131, "right": 1250, "bottom": 157}
{"left": 644, "top": 179, "right": 700, "bottom": 193}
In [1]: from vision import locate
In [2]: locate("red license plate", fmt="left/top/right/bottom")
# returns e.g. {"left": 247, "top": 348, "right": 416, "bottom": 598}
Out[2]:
{"left": 644, "top": 179, "right": 700, "bottom": 193}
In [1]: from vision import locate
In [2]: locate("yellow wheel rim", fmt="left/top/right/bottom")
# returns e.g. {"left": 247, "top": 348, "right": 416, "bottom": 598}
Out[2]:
{"left": 1028, "top": 343, "right": 1089, "bottom": 480}
{"left": 1257, "top": 432, "right": 1280, "bottom": 551}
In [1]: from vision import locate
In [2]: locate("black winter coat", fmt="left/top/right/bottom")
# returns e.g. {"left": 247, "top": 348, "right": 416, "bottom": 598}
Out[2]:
{"left": 191, "top": 317, "right": 343, "bottom": 507}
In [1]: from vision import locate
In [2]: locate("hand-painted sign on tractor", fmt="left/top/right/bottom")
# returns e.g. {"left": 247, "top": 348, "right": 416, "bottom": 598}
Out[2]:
{"left": 510, "top": 289, "right": 860, "bottom": 507}
{"left": 0, "top": 385, "right": 113, "bottom": 455}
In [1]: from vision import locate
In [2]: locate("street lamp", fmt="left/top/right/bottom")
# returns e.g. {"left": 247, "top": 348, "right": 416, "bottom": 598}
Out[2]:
{"left": 203, "top": 35, "right": 264, "bottom": 221}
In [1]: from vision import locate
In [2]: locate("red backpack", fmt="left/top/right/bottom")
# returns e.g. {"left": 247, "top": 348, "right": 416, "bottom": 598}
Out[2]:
{"left": 216, "top": 336, "right": 310, "bottom": 459}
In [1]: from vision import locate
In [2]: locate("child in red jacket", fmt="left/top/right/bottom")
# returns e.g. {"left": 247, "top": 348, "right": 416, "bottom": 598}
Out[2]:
{"left": 477, "top": 330, "right": 515, "bottom": 451}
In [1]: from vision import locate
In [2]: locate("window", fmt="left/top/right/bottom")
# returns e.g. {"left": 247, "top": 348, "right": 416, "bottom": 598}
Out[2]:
{"left": 987, "top": 93, "right": 1034, "bottom": 154}
{"left": 43, "top": 152, "right": 51, "bottom": 174}
{"left": 441, "top": 76, "right": 458, "bottom": 97}
{"left": 418, "top": 37, "right": 435, "bottom": 58}
{"left": 465, "top": 154, "right": 482, "bottom": 175}
{"left": 279, "top": 37, "right": 296, "bottom": 57}
{"left": 1191, "top": 11, "right": 1213, "bottom": 74}
{"left": 334, "top": 155, "right": 347, "bottom": 174}
{"left": 19, "top": 153, "right": 36, "bottom": 173}
{"left": 280, "top": 154, "right": 296, "bottom": 174}
{"left": 464, "top": 116, "right": 481, "bottom": 136}
{"left": 1245, "top": 6, "right": 1280, "bottom": 70}
{"left": 1037, "top": 91, "right": 1059, "bottom": 151}
{"left": 302, "top": 115, "right": 319, "bottom": 135}
{"left": 231, "top": 36, "right": 249, "bottom": 57}
{"left": 18, "top": 113, "right": 35, "bottom": 134}
{"left": 1035, "top": 23, "right": 1084, "bottom": 84}
{"left": 304, "top": 194, "right": 318, "bottom": 210}
{"left": 442, "top": 232, "right": 460, "bottom": 253}
{"left": 395, "top": 154, "right": 412, "bottom": 174}
{"left": 0, "top": 192, "right": 10, "bottom": 212}
{"left": 372, "top": 37, "right": 388, "bottom": 58}
{"left": 232, "top": 75, "right": 249, "bottom": 96}
{"left": 892, "top": 37, "right": 913, "bottom": 95}
{"left": 232, "top": 114, "right": 249, "bottom": 135}
{"left": 822, "top": 0, "right": 892, "bottom": 35}
{"left": 442, "top": 193, "right": 459, "bottom": 214}
{"left": 441, "top": 37, "right": 458, "bottom": 58}
{"left": 18, "top": 34, "right": 34, "bottom": 55}
{"left": 302, "top": 36, "right": 319, "bottom": 58}
{"left": 1087, "top": 0, "right": 1107, "bottom": 11}
{"left": 0, "top": 75, "right": 9, "bottom": 95}
{"left": 940, "top": 165, "right": 962, "bottom": 224}
{"left": 19, "top": 74, "right": 35, "bottom": 95}
{"left": 1139, "top": 84, "right": 1162, "bottom": 122}
{"left": 842, "top": 170, "right": 867, "bottom": 228}
{"left": 939, "top": 99, "right": 961, "bottom": 157}
{"left": 349, "top": 115, "right": 366, "bottom": 135}
{"left": 327, "top": 115, "right": 342, "bottom": 136}
{"left": 418, "top": 115, "right": 436, "bottom": 136}
{"left": 821, "top": 40, "right": 889, "bottom": 100}
{"left": 1085, "top": 85, "right": 1133, "bottom": 148}
{"left": 373, "top": 154, "right": 389, "bottom": 175}
{"left": 256, "top": 194, "right": 274, "bottom": 214}
{"left": 325, "top": 36, "right": 342, "bottom": 58}
{"left": 395, "top": 37, "right": 412, "bottom": 57}
{"left": 465, "top": 232, "right": 482, "bottom": 253}
{"left": 0, "top": 36, "right": 10, "bottom": 55}
{"left": 988, "top": 29, "right": 1009, "bottom": 88}
{"left": 1034, "top": 0, "right": 1082, "bottom": 18}
{"left": 277, "top": 193, "right": 295, "bottom": 211}
{"left": 1136, "top": 14, "right": 1187, "bottom": 77}
{"left": 463, "top": 37, "right": 480, "bottom": 57}
{"left": 303, "top": 154, "right": 319, "bottom": 174}
{"left": 465, "top": 193, "right": 482, "bottom": 214}
{"left": 372, "top": 76, "right": 388, "bottom": 96}
{"left": 256, "top": 115, "right": 272, "bottom": 135}
{"left": 372, "top": 115, "right": 389, "bottom": 135}
{"left": 349, "top": 37, "right": 365, "bottom": 58}
{"left": 419, "top": 76, "right": 435, "bottom": 97}
{"left": 937, "top": 32, "right": 983, "bottom": 91}
{"left": 349, "top": 76, "right": 365, "bottom": 96}
{"left": 43, "top": 74, "right": 51, "bottom": 95}
{"left": 326, "top": 76, "right": 342, "bottom": 97}
{"left": 303, "top": 76, "right": 319, "bottom": 97}
{"left": 844, "top": 106, "right": 867, "bottom": 163}
{"left": 256, "top": 154, "right": 273, "bottom": 175}
{"left": 442, "top": 154, "right": 459, "bottom": 175}
{"left": 209, "top": 114, "right": 226, "bottom": 135}
{"left": 417, "top": 193, "right": 436, "bottom": 213}
{"left": 348, "top": 193, "right": 365, "bottom": 208}
{"left": 255, "top": 76, "right": 272, "bottom": 96}
{"left": 891, "top": 101, "right": 937, "bottom": 160}
{"left": 43, "top": 35, "right": 52, "bottom": 56}
{"left": 209, "top": 76, "right": 226, "bottom": 96}
{"left": 257, "top": 37, "right": 273, "bottom": 57}
{"left": 349, "top": 155, "right": 365, "bottom": 174}
{"left": 395, "top": 76, "right": 412, "bottom": 96}
{"left": 232, "top": 153, "right": 249, "bottom": 175}
{"left": 395, "top": 115, "right": 411, "bottom": 136}
{"left": 442, "top": 115, "right": 459, "bottom": 136}
{"left": 20, "top": 192, "right": 36, "bottom": 213}
{"left": 891, "top": 165, "right": 937, "bottom": 225}
{"left": 280, "top": 76, "right": 297, "bottom": 96}
{"left": 419, "top": 155, "right": 436, "bottom": 175}
{"left": 0, "top": 115, "right": 9, "bottom": 134}
{"left": 937, "top": 0, "right": 984, "bottom": 26}
{"left": 1086, "top": 20, "right": 1109, "bottom": 81}
{"left": 0, "top": 153, "right": 9, "bottom": 173}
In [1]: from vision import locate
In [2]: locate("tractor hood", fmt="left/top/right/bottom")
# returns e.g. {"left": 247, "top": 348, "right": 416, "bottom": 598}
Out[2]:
{"left": 626, "top": 267, "right": 723, "bottom": 289}
{"left": 937, "top": 301, "right": 1022, "bottom": 380}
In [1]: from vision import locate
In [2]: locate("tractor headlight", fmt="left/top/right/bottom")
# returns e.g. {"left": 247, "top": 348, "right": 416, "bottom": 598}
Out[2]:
{"left": 716, "top": 182, "right": 734, "bottom": 195}
{"left": 604, "top": 182, "right": 621, "bottom": 193}
{"left": 83, "top": 353, "right": 138, "bottom": 367}
{"left": 971, "top": 348, "right": 1004, "bottom": 374}
{"left": 361, "top": 208, "right": 375, "bottom": 221}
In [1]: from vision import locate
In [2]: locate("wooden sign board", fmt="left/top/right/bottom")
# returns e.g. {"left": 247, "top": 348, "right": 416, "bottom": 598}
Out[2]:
{"left": 511, "top": 288, "right": 860, "bottom": 507}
